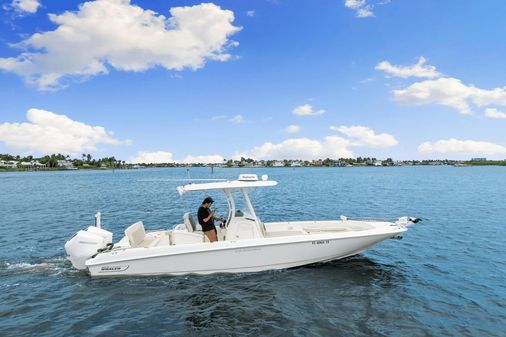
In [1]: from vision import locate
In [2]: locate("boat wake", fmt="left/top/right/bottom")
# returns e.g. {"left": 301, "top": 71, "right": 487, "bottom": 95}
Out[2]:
{"left": 137, "top": 178, "right": 228, "bottom": 182}
{"left": 0, "top": 255, "right": 74, "bottom": 275}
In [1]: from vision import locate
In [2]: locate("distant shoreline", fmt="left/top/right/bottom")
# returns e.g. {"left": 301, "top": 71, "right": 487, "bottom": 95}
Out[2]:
{"left": 3, "top": 154, "right": 504, "bottom": 172}
{"left": 1, "top": 162, "right": 505, "bottom": 173}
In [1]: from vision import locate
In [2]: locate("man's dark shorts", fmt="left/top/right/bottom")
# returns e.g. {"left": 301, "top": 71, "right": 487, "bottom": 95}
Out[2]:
{"left": 202, "top": 223, "right": 216, "bottom": 232}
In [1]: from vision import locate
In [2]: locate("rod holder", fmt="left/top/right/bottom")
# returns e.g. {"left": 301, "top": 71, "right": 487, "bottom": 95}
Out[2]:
{"left": 95, "top": 212, "right": 102, "bottom": 229}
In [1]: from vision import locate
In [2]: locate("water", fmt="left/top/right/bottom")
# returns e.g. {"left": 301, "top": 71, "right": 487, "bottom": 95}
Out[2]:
{"left": 1, "top": 167, "right": 505, "bottom": 336}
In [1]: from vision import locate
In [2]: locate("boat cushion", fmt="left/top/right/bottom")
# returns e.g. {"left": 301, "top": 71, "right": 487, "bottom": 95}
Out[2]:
{"left": 125, "top": 221, "right": 146, "bottom": 247}
{"left": 183, "top": 213, "right": 195, "bottom": 232}
{"left": 170, "top": 231, "right": 205, "bottom": 245}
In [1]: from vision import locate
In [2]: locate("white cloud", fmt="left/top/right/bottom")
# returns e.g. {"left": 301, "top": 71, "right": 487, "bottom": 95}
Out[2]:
{"left": 331, "top": 125, "right": 398, "bottom": 147}
{"left": 381, "top": 58, "right": 506, "bottom": 114}
{"left": 285, "top": 125, "right": 300, "bottom": 133}
{"left": 485, "top": 108, "right": 506, "bottom": 119}
{"left": 376, "top": 56, "right": 441, "bottom": 79}
{"left": 181, "top": 154, "right": 224, "bottom": 164}
{"left": 0, "top": 0, "right": 241, "bottom": 90}
{"left": 238, "top": 136, "right": 353, "bottom": 160}
{"left": 237, "top": 125, "right": 397, "bottom": 160}
{"left": 0, "top": 108, "right": 130, "bottom": 154}
{"left": 246, "top": 10, "right": 255, "bottom": 17}
{"left": 129, "top": 151, "right": 174, "bottom": 164}
{"left": 129, "top": 151, "right": 223, "bottom": 164}
{"left": 10, "top": 0, "right": 40, "bottom": 13}
{"left": 359, "top": 77, "right": 375, "bottom": 84}
{"left": 292, "top": 104, "right": 325, "bottom": 116}
{"left": 393, "top": 77, "right": 506, "bottom": 114}
{"left": 344, "top": 0, "right": 374, "bottom": 18}
{"left": 211, "top": 115, "right": 227, "bottom": 121}
{"left": 418, "top": 138, "right": 506, "bottom": 156}
{"left": 229, "top": 114, "right": 245, "bottom": 124}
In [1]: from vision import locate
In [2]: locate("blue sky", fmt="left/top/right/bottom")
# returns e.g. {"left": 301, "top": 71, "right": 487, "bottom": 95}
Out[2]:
{"left": 1, "top": 0, "right": 506, "bottom": 162}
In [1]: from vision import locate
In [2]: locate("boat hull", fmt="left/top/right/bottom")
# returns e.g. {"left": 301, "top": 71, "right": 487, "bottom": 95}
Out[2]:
{"left": 86, "top": 229, "right": 405, "bottom": 277}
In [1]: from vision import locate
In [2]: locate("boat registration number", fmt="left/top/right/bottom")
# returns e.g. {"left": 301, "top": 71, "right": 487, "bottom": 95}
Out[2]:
{"left": 312, "top": 240, "right": 330, "bottom": 245}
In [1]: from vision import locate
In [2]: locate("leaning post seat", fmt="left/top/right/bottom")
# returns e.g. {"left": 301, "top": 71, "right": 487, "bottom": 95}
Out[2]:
{"left": 183, "top": 212, "right": 202, "bottom": 232}
{"left": 183, "top": 213, "right": 194, "bottom": 232}
{"left": 124, "top": 221, "right": 161, "bottom": 248}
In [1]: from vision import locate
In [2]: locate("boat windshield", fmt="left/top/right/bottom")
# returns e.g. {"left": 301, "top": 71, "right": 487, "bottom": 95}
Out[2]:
{"left": 229, "top": 190, "right": 255, "bottom": 219}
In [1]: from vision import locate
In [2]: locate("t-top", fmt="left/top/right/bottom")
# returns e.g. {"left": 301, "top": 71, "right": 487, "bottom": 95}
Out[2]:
{"left": 197, "top": 205, "right": 215, "bottom": 231}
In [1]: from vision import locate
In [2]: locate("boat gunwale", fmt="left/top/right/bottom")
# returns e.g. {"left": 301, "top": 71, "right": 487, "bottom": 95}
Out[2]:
{"left": 86, "top": 226, "right": 406, "bottom": 267}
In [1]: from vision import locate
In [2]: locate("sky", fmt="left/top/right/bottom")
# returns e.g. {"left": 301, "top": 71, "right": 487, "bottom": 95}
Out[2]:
{"left": 1, "top": 0, "right": 506, "bottom": 163}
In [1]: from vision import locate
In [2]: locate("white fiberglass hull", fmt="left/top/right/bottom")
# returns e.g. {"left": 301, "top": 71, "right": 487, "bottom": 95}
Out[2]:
{"left": 86, "top": 226, "right": 406, "bottom": 277}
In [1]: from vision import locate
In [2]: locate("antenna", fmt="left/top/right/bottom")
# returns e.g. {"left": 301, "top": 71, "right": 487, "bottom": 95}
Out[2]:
{"left": 186, "top": 168, "right": 192, "bottom": 183}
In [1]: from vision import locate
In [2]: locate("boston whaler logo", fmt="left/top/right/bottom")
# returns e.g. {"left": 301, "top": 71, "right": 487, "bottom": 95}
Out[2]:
{"left": 99, "top": 265, "right": 129, "bottom": 273}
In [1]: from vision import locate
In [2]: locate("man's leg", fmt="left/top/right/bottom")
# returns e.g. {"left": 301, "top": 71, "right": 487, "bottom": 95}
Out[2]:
{"left": 204, "top": 229, "right": 218, "bottom": 242}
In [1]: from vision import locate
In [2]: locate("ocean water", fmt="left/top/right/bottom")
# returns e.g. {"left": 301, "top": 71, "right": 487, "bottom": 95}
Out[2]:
{"left": 0, "top": 166, "right": 505, "bottom": 336}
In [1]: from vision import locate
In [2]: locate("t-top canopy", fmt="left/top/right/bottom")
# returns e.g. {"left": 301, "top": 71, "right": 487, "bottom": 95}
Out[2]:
{"left": 176, "top": 175, "right": 277, "bottom": 196}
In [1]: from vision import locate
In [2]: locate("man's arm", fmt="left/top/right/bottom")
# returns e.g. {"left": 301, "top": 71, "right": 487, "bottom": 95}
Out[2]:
{"left": 203, "top": 209, "right": 215, "bottom": 222}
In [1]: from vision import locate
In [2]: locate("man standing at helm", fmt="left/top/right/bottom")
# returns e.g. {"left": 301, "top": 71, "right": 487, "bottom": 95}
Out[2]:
{"left": 198, "top": 197, "right": 224, "bottom": 242}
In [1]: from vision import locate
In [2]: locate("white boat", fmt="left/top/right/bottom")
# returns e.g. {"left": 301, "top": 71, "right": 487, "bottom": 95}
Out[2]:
{"left": 65, "top": 174, "right": 419, "bottom": 277}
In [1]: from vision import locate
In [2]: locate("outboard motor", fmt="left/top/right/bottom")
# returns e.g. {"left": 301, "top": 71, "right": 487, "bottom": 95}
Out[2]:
{"left": 65, "top": 226, "right": 113, "bottom": 270}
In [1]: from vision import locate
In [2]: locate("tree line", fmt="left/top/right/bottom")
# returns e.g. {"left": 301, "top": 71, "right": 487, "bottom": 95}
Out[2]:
{"left": 0, "top": 153, "right": 126, "bottom": 168}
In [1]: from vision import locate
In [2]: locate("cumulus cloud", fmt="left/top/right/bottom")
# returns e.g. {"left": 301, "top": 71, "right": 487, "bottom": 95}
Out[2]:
{"left": 331, "top": 125, "right": 398, "bottom": 147}
{"left": 393, "top": 77, "right": 506, "bottom": 114}
{"left": 484, "top": 108, "right": 506, "bottom": 119}
{"left": 376, "top": 56, "right": 441, "bottom": 79}
{"left": 285, "top": 125, "right": 300, "bottom": 133}
{"left": 380, "top": 58, "right": 506, "bottom": 114}
{"left": 129, "top": 151, "right": 223, "bottom": 164}
{"left": 181, "top": 154, "right": 224, "bottom": 164}
{"left": 237, "top": 125, "right": 397, "bottom": 160}
{"left": 246, "top": 10, "right": 255, "bottom": 17}
{"left": 10, "top": 0, "right": 41, "bottom": 13}
{"left": 211, "top": 115, "right": 227, "bottom": 121}
{"left": 0, "top": 108, "right": 130, "bottom": 154}
{"left": 229, "top": 114, "right": 245, "bottom": 124}
{"left": 292, "top": 104, "right": 325, "bottom": 116}
{"left": 129, "top": 151, "right": 174, "bottom": 164}
{"left": 418, "top": 138, "right": 506, "bottom": 156}
{"left": 344, "top": 0, "right": 374, "bottom": 18}
{"left": 0, "top": 0, "right": 241, "bottom": 90}
{"left": 237, "top": 136, "right": 353, "bottom": 160}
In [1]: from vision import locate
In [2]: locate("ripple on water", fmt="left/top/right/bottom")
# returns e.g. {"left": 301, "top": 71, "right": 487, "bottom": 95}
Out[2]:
{"left": 1, "top": 167, "right": 506, "bottom": 336}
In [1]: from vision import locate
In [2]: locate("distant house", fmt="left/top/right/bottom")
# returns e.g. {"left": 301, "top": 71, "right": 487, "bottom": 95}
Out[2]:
{"left": 291, "top": 161, "right": 302, "bottom": 167}
{"left": 0, "top": 160, "right": 18, "bottom": 168}
{"left": 18, "top": 161, "right": 47, "bottom": 168}
{"left": 374, "top": 160, "right": 383, "bottom": 166}
{"left": 33, "top": 161, "right": 46, "bottom": 167}
{"left": 57, "top": 160, "right": 76, "bottom": 169}
{"left": 272, "top": 161, "right": 284, "bottom": 167}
